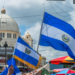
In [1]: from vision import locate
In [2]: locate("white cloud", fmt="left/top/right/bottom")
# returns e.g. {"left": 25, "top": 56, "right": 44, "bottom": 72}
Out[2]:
{"left": 0, "top": 0, "right": 44, "bottom": 9}
{"left": 8, "top": 0, "right": 30, "bottom": 9}
{"left": 39, "top": 46, "right": 68, "bottom": 62}
{"left": 68, "top": 11, "right": 75, "bottom": 29}
{"left": 0, "top": 0, "right": 73, "bottom": 28}
{"left": 23, "top": 22, "right": 41, "bottom": 41}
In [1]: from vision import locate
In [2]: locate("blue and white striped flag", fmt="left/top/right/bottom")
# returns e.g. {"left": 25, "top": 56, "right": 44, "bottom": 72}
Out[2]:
{"left": 39, "top": 12, "right": 75, "bottom": 59}
{"left": 14, "top": 36, "right": 42, "bottom": 69}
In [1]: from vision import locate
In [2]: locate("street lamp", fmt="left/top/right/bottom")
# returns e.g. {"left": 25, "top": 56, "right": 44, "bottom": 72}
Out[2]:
{"left": 0, "top": 38, "right": 2, "bottom": 41}
{"left": 4, "top": 41, "right": 8, "bottom": 66}
{"left": 32, "top": 39, "right": 36, "bottom": 50}
{"left": 0, "top": 38, "right": 2, "bottom": 47}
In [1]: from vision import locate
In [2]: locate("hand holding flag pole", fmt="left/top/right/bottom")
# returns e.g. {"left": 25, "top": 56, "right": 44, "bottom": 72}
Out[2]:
{"left": 7, "top": 65, "right": 14, "bottom": 75}
{"left": 1, "top": 58, "right": 21, "bottom": 75}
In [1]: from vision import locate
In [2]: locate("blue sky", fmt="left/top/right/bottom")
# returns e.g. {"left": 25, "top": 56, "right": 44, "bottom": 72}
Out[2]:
{"left": 19, "top": 25, "right": 30, "bottom": 36}
{"left": 1, "top": 0, "right": 75, "bottom": 61}
{"left": 19, "top": 25, "right": 26, "bottom": 36}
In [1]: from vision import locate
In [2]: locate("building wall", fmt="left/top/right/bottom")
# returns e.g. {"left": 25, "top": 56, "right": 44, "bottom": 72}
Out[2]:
{"left": 22, "top": 34, "right": 33, "bottom": 48}
{"left": 40, "top": 56, "right": 46, "bottom": 66}
{"left": 0, "top": 30, "right": 20, "bottom": 47}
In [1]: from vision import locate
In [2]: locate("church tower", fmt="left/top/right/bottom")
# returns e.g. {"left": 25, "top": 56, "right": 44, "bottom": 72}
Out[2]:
{"left": 24, "top": 32, "right": 33, "bottom": 48}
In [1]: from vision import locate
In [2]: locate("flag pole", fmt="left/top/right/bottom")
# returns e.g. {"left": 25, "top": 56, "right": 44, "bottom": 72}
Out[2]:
{"left": 37, "top": 12, "right": 45, "bottom": 53}
{"left": 33, "top": 68, "right": 34, "bottom": 75}
{"left": 33, "top": 3, "right": 45, "bottom": 75}
{"left": 12, "top": 34, "right": 19, "bottom": 65}
{"left": 33, "top": 12, "right": 45, "bottom": 75}
{"left": 37, "top": 0, "right": 45, "bottom": 53}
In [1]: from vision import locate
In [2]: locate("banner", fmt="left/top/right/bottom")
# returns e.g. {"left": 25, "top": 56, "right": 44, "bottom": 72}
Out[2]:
{"left": 22, "top": 63, "right": 50, "bottom": 75}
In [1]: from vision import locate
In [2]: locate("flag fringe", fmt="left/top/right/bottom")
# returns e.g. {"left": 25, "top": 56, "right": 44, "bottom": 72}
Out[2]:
{"left": 14, "top": 55, "right": 42, "bottom": 69}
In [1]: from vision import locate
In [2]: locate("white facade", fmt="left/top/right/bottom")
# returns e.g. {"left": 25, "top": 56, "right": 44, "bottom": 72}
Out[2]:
{"left": 0, "top": 8, "right": 33, "bottom": 48}
{"left": 0, "top": 8, "right": 20, "bottom": 47}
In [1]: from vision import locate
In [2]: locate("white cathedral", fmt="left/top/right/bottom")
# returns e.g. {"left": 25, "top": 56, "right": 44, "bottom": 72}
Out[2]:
{"left": 0, "top": 8, "right": 46, "bottom": 67}
{"left": 0, "top": 8, "right": 33, "bottom": 47}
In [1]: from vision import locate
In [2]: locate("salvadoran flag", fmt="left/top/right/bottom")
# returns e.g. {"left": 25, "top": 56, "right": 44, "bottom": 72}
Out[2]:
{"left": 14, "top": 36, "right": 42, "bottom": 69}
{"left": 39, "top": 12, "right": 75, "bottom": 59}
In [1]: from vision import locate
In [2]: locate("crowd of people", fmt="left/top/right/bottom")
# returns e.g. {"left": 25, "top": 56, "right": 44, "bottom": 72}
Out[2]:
{"left": 2, "top": 65, "right": 32, "bottom": 75}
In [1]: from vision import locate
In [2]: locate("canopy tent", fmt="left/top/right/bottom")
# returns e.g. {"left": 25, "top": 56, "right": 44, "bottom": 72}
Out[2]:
{"left": 53, "top": 68, "right": 69, "bottom": 73}
{"left": 70, "top": 66, "right": 75, "bottom": 70}
{"left": 56, "top": 69, "right": 75, "bottom": 75}
{"left": 49, "top": 56, "right": 75, "bottom": 65}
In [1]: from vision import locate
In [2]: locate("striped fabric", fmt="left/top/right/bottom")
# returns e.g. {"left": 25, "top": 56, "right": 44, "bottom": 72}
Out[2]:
{"left": 14, "top": 36, "right": 42, "bottom": 69}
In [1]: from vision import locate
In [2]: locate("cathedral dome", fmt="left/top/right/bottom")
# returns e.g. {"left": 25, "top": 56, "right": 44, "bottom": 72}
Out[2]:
{"left": 1, "top": 8, "right": 6, "bottom": 14}
{"left": 0, "top": 8, "right": 19, "bottom": 32}
{"left": 25, "top": 32, "right": 31, "bottom": 37}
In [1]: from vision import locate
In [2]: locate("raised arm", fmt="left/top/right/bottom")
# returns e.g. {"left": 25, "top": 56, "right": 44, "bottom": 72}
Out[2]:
{"left": 7, "top": 65, "right": 14, "bottom": 75}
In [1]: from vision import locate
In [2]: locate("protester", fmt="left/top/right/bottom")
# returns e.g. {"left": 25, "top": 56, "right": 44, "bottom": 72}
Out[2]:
{"left": 7, "top": 65, "right": 14, "bottom": 75}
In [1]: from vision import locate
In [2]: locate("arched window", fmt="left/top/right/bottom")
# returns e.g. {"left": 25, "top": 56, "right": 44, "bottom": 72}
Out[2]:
{"left": 0, "top": 33, "right": 2, "bottom": 38}
{"left": 13, "top": 34, "right": 16, "bottom": 38}
{"left": 27, "top": 36, "right": 28, "bottom": 38}
{"left": 0, "top": 33, "right": 5, "bottom": 38}
{"left": 3, "top": 33, "right": 5, "bottom": 38}
{"left": 7, "top": 33, "right": 11, "bottom": 38}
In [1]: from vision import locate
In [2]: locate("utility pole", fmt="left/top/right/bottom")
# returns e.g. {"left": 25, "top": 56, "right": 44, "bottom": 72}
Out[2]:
{"left": 0, "top": 38, "right": 2, "bottom": 47}
{"left": 32, "top": 39, "right": 36, "bottom": 50}
{"left": 46, "top": 0, "right": 65, "bottom": 1}
{"left": 73, "top": 0, "right": 75, "bottom": 4}
{"left": 4, "top": 41, "right": 8, "bottom": 67}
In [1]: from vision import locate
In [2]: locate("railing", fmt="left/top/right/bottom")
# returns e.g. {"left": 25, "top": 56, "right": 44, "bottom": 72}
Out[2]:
{"left": 0, "top": 47, "right": 14, "bottom": 54}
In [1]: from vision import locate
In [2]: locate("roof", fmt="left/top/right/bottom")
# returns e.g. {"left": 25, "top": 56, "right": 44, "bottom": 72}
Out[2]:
{"left": 25, "top": 32, "right": 31, "bottom": 37}
{"left": 50, "top": 56, "right": 75, "bottom": 65}
{"left": 1, "top": 8, "right": 6, "bottom": 14}
{"left": 0, "top": 9, "right": 19, "bottom": 32}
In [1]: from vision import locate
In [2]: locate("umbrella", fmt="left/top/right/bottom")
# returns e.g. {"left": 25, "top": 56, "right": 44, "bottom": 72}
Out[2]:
{"left": 49, "top": 56, "right": 75, "bottom": 65}
{"left": 56, "top": 69, "right": 75, "bottom": 75}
